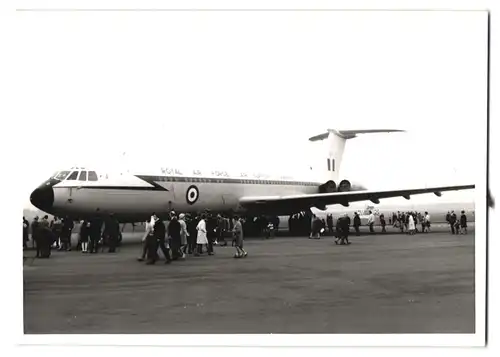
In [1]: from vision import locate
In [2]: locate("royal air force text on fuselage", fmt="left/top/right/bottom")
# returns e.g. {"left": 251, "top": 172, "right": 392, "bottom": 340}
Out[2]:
{"left": 160, "top": 167, "right": 293, "bottom": 181}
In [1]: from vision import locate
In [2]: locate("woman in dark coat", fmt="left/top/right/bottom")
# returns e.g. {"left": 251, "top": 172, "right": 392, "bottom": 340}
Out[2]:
{"left": 460, "top": 211, "right": 468, "bottom": 234}
{"left": 80, "top": 220, "right": 90, "bottom": 253}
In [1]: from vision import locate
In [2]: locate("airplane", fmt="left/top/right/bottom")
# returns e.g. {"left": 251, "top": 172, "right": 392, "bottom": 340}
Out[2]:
{"left": 29, "top": 129, "right": 475, "bottom": 223}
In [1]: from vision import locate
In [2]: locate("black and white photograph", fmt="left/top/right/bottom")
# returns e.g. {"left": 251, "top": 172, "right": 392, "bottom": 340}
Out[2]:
{"left": 4, "top": 0, "right": 495, "bottom": 351}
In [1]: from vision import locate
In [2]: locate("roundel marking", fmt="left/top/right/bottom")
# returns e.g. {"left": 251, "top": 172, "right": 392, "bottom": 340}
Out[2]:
{"left": 186, "top": 185, "right": 199, "bottom": 205}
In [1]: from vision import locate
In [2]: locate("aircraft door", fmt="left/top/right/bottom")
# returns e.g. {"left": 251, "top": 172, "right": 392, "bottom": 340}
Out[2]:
{"left": 161, "top": 181, "right": 176, "bottom": 212}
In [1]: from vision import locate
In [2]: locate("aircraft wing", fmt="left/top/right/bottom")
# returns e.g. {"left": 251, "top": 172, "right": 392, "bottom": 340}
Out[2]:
{"left": 239, "top": 184, "right": 475, "bottom": 214}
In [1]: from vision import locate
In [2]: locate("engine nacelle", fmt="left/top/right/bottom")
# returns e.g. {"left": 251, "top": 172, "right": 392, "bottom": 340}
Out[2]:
{"left": 319, "top": 180, "right": 337, "bottom": 193}
{"left": 338, "top": 179, "right": 352, "bottom": 192}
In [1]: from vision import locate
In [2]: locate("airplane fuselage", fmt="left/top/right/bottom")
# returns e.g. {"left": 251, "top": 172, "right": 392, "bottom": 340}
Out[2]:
{"left": 54, "top": 175, "right": 320, "bottom": 220}
{"left": 32, "top": 167, "right": 365, "bottom": 221}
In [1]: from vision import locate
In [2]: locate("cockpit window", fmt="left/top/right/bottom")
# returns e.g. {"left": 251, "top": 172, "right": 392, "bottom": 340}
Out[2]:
{"left": 54, "top": 171, "right": 70, "bottom": 180}
{"left": 78, "top": 171, "right": 87, "bottom": 181}
{"left": 66, "top": 171, "right": 79, "bottom": 180}
{"left": 88, "top": 171, "right": 98, "bottom": 181}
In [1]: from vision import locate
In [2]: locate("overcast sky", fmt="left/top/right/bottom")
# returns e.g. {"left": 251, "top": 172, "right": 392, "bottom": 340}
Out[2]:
{"left": 16, "top": 10, "right": 486, "bottom": 208}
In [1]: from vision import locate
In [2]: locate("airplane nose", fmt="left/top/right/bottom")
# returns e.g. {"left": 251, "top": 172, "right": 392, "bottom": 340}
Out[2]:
{"left": 30, "top": 184, "right": 54, "bottom": 212}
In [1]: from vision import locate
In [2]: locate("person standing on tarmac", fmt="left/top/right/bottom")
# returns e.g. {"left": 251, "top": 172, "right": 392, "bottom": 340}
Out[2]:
{"left": 41, "top": 227, "right": 54, "bottom": 258}
{"left": 336, "top": 213, "right": 351, "bottom": 245}
{"left": 404, "top": 212, "right": 410, "bottom": 233}
{"left": 61, "top": 216, "right": 74, "bottom": 251}
{"left": 138, "top": 218, "right": 152, "bottom": 261}
{"left": 153, "top": 213, "right": 172, "bottom": 264}
{"left": 36, "top": 216, "right": 50, "bottom": 257}
{"left": 380, "top": 214, "right": 386, "bottom": 233}
{"left": 38, "top": 218, "right": 54, "bottom": 258}
{"left": 103, "top": 213, "right": 120, "bottom": 253}
{"left": 408, "top": 214, "right": 416, "bottom": 235}
{"left": 168, "top": 214, "right": 182, "bottom": 260}
{"left": 460, "top": 211, "right": 468, "bottom": 234}
{"left": 424, "top": 211, "right": 431, "bottom": 233}
{"left": 449, "top": 211, "right": 457, "bottom": 234}
{"left": 367, "top": 211, "right": 375, "bottom": 233}
{"left": 232, "top": 216, "right": 247, "bottom": 258}
{"left": 309, "top": 215, "right": 319, "bottom": 239}
{"left": 80, "top": 220, "right": 91, "bottom": 253}
{"left": 145, "top": 215, "right": 159, "bottom": 264}
{"left": 31, "top": 216, "right": 40, "bottom": 250}
{"left": 51, "top": 217, "right": 62, "bottom": 249}
{"left": 454, "top": 216, "right": 461, "bottom": 235}
{"left": 353, "top": 212, "right": 361, "bottom": 236}
{"left": 179, "top": 213, "right": 189, "bottom": 258}
{"left": 420, "top": 213, "right": 426, "bottom": 233}
{"left": 310, "top": 215, "right": 322, "bottom": 239}
{"left": 326, "top": 214, "right": 334, "bottom": 236}
{"left": 23, "top": 217, "right": 29, "bottom": 249}
{"left": 205, "top": 213, "right": 216, "bottom": 254}
{"left": 309, "top": 215, "right": 316, "bottom": 239}
{"left": 216, "top": 214, "right": 226, "bottom": 246}
{"left": 187, "top": 214, "right": 198, "bottom": 254}
{"left": 89, "top": 209, "right": 103, "bottom": 254}
{"left": 195, "top": 214, "right": 209, "bottom": 256}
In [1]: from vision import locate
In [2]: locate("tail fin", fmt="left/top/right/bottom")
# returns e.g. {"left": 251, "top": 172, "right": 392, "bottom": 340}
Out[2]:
{"left": 308, "top": 129, "right": 405, "bottom": 183}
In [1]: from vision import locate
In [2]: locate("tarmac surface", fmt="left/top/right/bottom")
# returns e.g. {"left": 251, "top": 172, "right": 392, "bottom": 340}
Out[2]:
{"left": 23, "top": 228, "right": 475, "bottom": 334}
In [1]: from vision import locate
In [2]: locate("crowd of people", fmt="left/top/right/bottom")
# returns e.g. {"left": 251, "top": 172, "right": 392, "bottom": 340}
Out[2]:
{"left": 389, "top": 211, "right": 432, "bottom": 235}
{"left": 445, "top": 210, "right": 468, "bottom": 235}
{"left": 23, "top": 210, "right": 248, "bottom": 261}
{"left": 23, "top": 210, "right": 121, "bottom": 258}
{"left": 23, "top": 207, "right": 470, "bottom": 260}
{"left": 135, "top": 211, "right": 248, "bottom": 264}
{"left": 305, "top": 208, "right": 469, "bottom": 243}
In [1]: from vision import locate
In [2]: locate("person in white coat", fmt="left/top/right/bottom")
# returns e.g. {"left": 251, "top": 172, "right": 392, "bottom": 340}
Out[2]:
{"left": 408, "top": 213, "right": 416, "bottom": 235}
{"left": 424, "top": 211, "right": 431, "bottom": 233}
{"left": 367, "top": 211, "right": 375, "bottom": 233}
{"left": 195, "top": 214, "right": 209, "bottom": 256}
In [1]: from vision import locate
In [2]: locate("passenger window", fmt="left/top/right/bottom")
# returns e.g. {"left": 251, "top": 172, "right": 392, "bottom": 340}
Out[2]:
{"left": 66, "top": 171, "right": 79, "bottom": 180}
{"left": 88, "top": 171, "right": 98, "bottom": 181}
{"left": 78, "top": 171, "right": 87, "bottom": 181}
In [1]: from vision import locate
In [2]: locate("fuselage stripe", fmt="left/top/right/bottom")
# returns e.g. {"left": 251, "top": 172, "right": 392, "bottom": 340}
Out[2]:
{"left": 136, "top": 175, "right": 322, "bottom": 187}
{"left": 53, "top": 175, "right": 322, "bottom": 191}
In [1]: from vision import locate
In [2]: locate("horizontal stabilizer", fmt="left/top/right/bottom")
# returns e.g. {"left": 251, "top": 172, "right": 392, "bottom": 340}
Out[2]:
{"left": 309, "top": 129, "right": 405, "bottom": 142}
